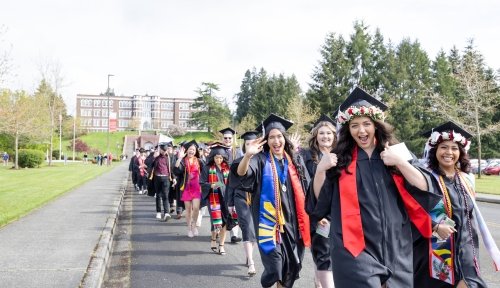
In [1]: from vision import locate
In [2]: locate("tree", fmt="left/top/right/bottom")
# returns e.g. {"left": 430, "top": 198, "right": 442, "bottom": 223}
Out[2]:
{"left": 190, "top": 82, "right": 231, "bottom": 133}
{"left": 427, "top": 40, "right": 500, "bottom": 176}
{"left": 234, "top": 69, "right": 256, "bottom": 123}
{"left": 0, "top": 90, "right": 43, "bottom": 169}
{"left": 68, "top": 138, "right": 90, "bottom": 153}
{"left": 285, "top": 95, "right": 319, "bottom": 140}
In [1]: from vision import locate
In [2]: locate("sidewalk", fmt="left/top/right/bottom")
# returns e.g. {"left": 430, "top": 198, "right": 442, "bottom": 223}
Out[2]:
{"left": 476, "top": 193, "right": 500, "bottom": 204}
{"left": 0, "top": 162, "right": 129, "bottom": 288}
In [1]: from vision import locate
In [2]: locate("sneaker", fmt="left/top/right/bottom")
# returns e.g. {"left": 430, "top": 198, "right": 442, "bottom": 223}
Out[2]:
{"left": 156, "top": 212, "right": 162, "bottom": 219}
{"left": 163, "top": 213, "right": 172, "bottom": 222}
{"left": 187, "top": 229, "right": 194, "bottom": 238}
{"left": 192, "top": 227, "right": 199, "bottom": 236}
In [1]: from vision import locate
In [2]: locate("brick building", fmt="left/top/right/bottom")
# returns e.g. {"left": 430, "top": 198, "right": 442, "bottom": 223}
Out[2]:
{"left": 76, "top": 93, "right": 204, "bottom": 132}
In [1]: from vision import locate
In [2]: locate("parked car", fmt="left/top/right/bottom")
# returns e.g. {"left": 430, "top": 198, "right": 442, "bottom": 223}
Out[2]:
{"left": 470, "top": 159, "right": 488, "bottom": 174}
{"left": 483, "top": 162, "right": 500, "bottom": 175}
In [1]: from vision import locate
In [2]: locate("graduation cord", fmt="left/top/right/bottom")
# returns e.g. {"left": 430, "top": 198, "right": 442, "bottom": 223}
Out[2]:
{"left": 454, "top": 170, "right": 481, "bottom": 276}
{"left": 438, "top": 175, "right": 453, "bottom": 217}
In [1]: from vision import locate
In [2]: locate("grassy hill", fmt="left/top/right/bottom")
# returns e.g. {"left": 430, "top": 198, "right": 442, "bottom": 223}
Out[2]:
{"left": 61, "top": 131, "right": 216, "bottom": 158}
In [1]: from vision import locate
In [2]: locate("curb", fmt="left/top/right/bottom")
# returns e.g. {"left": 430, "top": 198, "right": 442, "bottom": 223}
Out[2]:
{"left": 80, "top": 177, "right": 129, "bottom": 288}
{"left": 476, "top": 196, "right": 500, "bottom": 205}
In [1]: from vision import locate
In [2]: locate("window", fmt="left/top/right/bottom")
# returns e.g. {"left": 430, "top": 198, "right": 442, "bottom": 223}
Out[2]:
{"left": 161, "top": 102, "right": 174, "bottom": 110}
{"left": 152, "top": 111, "right": 160, "bottom": 119}
{"left": 161, "top": 121, "right": 173, "bottom": 128}
{"left": 93, "top": 109, "right": 100, "bottom": 117}
{"left": 179, "top": 102, "right": 190, "bottom": 110}
{"left": 161, "top": 111, "right": 173, "bottom": 119}
{"left": 80, "top": 99, "right": 92, "bottom": 107}
{"left": 102, "top": 109, "right": 108, "bottom": 117}
{"left": 179, "top": 112, "right": 190, "bottom": 119}
{"left": 119, "top": 110, "right": 132, "bottom": 118}
{"left": 80, "top": 109, "right": 92, "bottom": 117}
{"left": 179, "top": 121, "right": 188, "bottom": 128}
{"left": 102, "top": 99, "right": 113, "bottom": 108}
{"left": 102, "top": 119, "right": 108, "bottom": 127}
{"left": 93, "top": 119, "right": 100, "bottom": 127}
{"left": 119, "top": 120, "right": 129, "bottom": 128}
{"left": 80, "top": 119, "right": 92, "bottom": 126}
{"left": 93, "top": 100, "right": 101, "bottom": 107}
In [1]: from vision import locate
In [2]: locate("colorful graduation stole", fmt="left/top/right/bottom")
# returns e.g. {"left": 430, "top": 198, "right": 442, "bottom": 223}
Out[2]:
{"left": 429, "top": 174, "right": 455, "bottom": 284}
{"left": 339, "top": 146, "right": 432, "bottom": 257}
{"left": 208, "top": 164, "right": 229, "bottom": 231}
{"left": 258, "top": 152, "right": 310, "bottom": 254}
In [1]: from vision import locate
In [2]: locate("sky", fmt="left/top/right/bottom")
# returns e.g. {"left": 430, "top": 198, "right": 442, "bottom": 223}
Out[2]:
{"left": 1, "top": 0, "right": 499, "bottom": 115}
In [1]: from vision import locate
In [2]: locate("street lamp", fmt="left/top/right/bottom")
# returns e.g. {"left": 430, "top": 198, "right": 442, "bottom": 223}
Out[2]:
{"left": 107, "top": 74, "right": 114, "bottom": 164}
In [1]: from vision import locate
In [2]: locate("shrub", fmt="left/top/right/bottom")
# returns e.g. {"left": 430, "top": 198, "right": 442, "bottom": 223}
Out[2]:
{"left": 168, "top": 124, "right": 186, "bottom": 136}
{"left": 52, "top": 149, "right": 60, "bottom": 159}
{"left": 18, "top": 149, "right": 45, "bottom": 168}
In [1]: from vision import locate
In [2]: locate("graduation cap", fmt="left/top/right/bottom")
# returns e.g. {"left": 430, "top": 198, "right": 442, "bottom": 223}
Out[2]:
{"left": 240, "top": 130, "right": 259, "bottom": 140}
{"left": 219, "top": 127, "right": 236, "bottom": 136}
{"left": 139, "top": 148, "right": 146, "bottom": 153}
{"left": 335, "top": 87, "right": 387, "bottom": 125}
{"left": 207, "top": 143, "right": 230, "bottom": 163}
{"left": 256, "top": 114, "right": 293, "bottom": 135}
{"left": 182, "top": 139, "right": 198, "bottom": 150}
{"left": 313, "top": 114, "right": 336, "bottom": 128}
{"left": 421, "top": 121, "right": 472, "bottom": 139}
{"left": 158, "top": 141, "right": 173, "bottom": 150}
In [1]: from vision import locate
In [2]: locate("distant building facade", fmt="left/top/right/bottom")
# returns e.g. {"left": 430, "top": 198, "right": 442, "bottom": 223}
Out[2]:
{"left": 76, "top": 93, "right": 204, "bottom": 132}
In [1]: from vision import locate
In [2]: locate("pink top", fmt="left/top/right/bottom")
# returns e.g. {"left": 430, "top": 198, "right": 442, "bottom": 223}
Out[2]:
{"left": 181, "top": 158, "right": 202, "bottom": 201}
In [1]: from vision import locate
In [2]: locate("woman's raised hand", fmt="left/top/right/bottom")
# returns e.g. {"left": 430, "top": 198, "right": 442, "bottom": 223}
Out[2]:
{"left": 245, "top": 137, "right": 267, "bottom": 156}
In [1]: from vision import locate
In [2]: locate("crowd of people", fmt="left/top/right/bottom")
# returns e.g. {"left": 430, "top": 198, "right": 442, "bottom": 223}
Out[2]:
{"left": 127, "top": 87, "right": 499, "bottom": 288}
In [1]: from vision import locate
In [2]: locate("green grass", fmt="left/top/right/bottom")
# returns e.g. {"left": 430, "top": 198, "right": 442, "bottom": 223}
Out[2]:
{"left": 0, "top": 162, "right": 113, "bottom": 228}
{"left": 475, "top": 175, "right": 500, "bottom": 195}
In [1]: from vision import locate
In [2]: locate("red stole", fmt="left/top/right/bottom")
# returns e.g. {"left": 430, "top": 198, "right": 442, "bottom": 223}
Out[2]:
{"left": 340, "top": 146, "right": 432, "bottom": 257}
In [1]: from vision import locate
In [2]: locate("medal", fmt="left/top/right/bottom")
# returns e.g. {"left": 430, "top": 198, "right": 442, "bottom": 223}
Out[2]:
{"left": 281, "top": 184, "right": 287, "bottom": 192}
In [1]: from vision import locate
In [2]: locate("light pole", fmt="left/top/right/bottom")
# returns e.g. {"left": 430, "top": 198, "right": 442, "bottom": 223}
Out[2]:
{"left": 59, "top": 114, "right": 62, "bottom": 160}
{"left": 107, "top": 74, "right": 114, "bottom": 164}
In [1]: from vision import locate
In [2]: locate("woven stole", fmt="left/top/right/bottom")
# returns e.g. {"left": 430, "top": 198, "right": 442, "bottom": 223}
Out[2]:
{"left": 208, "top": 164, "right": 228, "bottom": 231}
{"left": 340, "top": 146, "right": 432, "bottom": 257}
{"left": 258, "top": 152, "right": 311, "bottom": 255}
{"left": 429, "top": 173, "right": 454, "bottom": 284}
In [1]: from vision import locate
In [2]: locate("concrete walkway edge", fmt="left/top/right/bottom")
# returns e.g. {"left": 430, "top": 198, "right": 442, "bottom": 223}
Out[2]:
{"left": 80, "top": 177, "right": 128, "bottom": 288}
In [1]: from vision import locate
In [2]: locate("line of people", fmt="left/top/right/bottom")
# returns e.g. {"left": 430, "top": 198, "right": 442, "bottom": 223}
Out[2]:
{"left": 128, "top": 86, "right": 499, "bottom": 287}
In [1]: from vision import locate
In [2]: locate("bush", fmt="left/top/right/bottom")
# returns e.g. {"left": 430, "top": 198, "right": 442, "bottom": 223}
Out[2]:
{"left": 52, "top": 149, "right": 60, "bottom": 160}
{"left": 18, "top": 149, "right": 45, "bottom": 168}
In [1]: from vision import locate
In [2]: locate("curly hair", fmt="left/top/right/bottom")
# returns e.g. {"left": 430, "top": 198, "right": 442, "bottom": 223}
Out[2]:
{"left": 327, "top": 118, "right": 399, "bottom": 178}
{"left": 426, "top": 143, "right": 471, "bottom": 175}
{"left": 307, "top": 121, "right": 337, "bottom": 164}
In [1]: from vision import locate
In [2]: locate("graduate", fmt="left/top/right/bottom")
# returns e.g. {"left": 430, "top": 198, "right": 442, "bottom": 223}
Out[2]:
{"left": 228, "top": 130, "right": 260, "bottom": 276}
{"left": 301, "top": 114, "right": 337, "bottom": 288}
{"left": 230, "top": 114, "right": 311, "bottom": 288}
{"left": 313, "top": 87, "right": 440, "bottom": 288}
{"left": 413, "top": 121, "right": 499, "bottom": 287}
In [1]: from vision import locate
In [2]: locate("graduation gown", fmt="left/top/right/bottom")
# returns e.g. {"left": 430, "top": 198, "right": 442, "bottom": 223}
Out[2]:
{"left": 230, "top": 153, "right": 305, "bottom": 288}
{"left": 301, "top": 148, "right": 332, "bottom": 271}
{"left": 313, "top": 148, "right": 437, "bottom": 288}
{"left": 200, "top": 164, "right": 230, "bottom": 229}
{"left": 413, "top": 174, "right": 488, "bottom": 288}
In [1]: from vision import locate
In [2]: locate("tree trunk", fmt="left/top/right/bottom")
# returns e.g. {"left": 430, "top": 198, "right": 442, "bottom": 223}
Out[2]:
{"left": 475, "top": 105, "right": 482, "bottom": 179}
{"left": 15, "top": 130, "right": 19, "bottom": 169}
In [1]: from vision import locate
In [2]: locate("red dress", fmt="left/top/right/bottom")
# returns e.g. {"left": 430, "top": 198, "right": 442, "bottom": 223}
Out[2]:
{"left": 181, "top": 158, "right": 202, "bottom": 201}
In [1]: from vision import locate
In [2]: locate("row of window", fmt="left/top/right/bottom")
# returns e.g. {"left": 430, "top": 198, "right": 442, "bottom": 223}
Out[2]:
{"left": 81, "top": 119, "right": 195, "bottom": 129}
{"left": 81, "top": 109, "right": 190, "bottom": 120}
{"left": 80, "top": 119, "right": 108, "bottom": 127}
{"left": 80, "top": 99, "right": 192, "bottom": 110}
{"left": 80, "top": 99, "right": 114, "bottom": 108}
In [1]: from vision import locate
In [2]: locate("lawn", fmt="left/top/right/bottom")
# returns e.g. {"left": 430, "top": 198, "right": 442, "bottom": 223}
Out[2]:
{"left": 475, "top": 175, "right": 500, "bottom": 195}
{"left": 0, "top": 162, "right": 113, "bottom": 228}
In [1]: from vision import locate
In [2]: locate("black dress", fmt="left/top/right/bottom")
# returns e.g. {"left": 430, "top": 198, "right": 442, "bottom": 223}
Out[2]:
{"left": 413, "top": 173, "right": 488, "bottom": 288}
{"left": 313, "top": 148, "right": 438, "bottom": 288}
{"left": 301, "top": 149, "right": 332, "bottom": 271}
{"left": 230, "top": 153, "right": 305, "bottom": 288}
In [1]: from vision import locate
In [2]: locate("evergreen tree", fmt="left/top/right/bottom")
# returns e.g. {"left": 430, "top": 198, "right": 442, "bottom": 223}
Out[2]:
{"left": 234, "top": 69, "right": 256, "bottom": 123}
{"left": 190, "top": 82, "right": 231, "bottom": 133}
{"left": 347, "top": 21, "right": 372, "bottom": 88}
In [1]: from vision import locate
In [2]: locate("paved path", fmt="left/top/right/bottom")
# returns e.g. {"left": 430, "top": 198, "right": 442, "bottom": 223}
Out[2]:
{"left": 0, "top": 163, "right": 129, "bottom": 288}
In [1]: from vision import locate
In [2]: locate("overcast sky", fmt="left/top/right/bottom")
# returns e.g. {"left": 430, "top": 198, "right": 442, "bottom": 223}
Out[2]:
{"left": 1, "top": 0, "right": 499, "bottom": 115}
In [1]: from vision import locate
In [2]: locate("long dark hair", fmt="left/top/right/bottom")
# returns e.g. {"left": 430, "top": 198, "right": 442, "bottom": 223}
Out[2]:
{"left": 427, "top": 143, "right": 471, "bottom": 175}
{"left": 262, "top": 129, "right": 298, "bottom": 167}
{"left": 328, "top": 119, "right": 398, "bottom": 178}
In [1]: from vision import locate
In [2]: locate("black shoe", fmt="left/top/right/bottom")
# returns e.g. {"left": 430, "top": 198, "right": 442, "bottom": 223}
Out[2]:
{"left": 231, "top": 236, "right": 242, "bottom": 243}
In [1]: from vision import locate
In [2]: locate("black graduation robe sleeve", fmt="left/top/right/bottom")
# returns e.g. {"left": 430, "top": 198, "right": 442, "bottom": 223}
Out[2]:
{"left": 199, "top": 164, "right": 211, "bottom": 200}
{"left": 311, "top": 174, "right": 334, "bottom": 221}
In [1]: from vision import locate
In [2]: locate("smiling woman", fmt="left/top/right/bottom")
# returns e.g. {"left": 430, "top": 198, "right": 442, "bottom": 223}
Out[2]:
{"left": 0, "top": 163, "right": 113, "bottom": 227}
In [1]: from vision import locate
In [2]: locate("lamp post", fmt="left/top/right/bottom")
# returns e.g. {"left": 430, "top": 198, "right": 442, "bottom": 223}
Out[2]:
{"left": 107, "top": 74, "right": 114, "bottom": 164}
{"left": 59, "top": 114, "right": 62, "bottom": 160}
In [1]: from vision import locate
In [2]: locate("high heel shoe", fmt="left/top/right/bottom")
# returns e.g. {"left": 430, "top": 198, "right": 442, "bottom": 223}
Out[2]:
{"left": 218, "top": 244, "right": 226, "bottom": 255}
{"left": 247, "top": 261, "right": 256, "bottom": 276}
{"left": 210, "top": 238, "right": 217, "bottom": 253}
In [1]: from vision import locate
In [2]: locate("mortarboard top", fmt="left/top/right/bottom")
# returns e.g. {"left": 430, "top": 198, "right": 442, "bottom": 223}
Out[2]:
{"left": 338, "top": 87, "right": 388, "bottom": 113}
{"left": 256, "top": 113, "right": 293, "bottom": 135}
{"left": 158, "top": 141, "right": 173, "bottom": 150}
{"left": 313, "top": 114, "right": 336, "bottom": 128}
{"left": 219, "top": 127, "right": 237, "bottom": 136}
{"left": 207, "top": 143, "right": 230, "bottom": 162}
{"left": 139, "top": 148, "right": 145, "bottom": 153}
{"left": 182, "top": 139, "right": 198, "bottom": 149}
{"left": 240, "top": 131, "right": 259, "bottom": 140}
{"left": 421, "top": 121, "right": 473, "bottom": 139}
